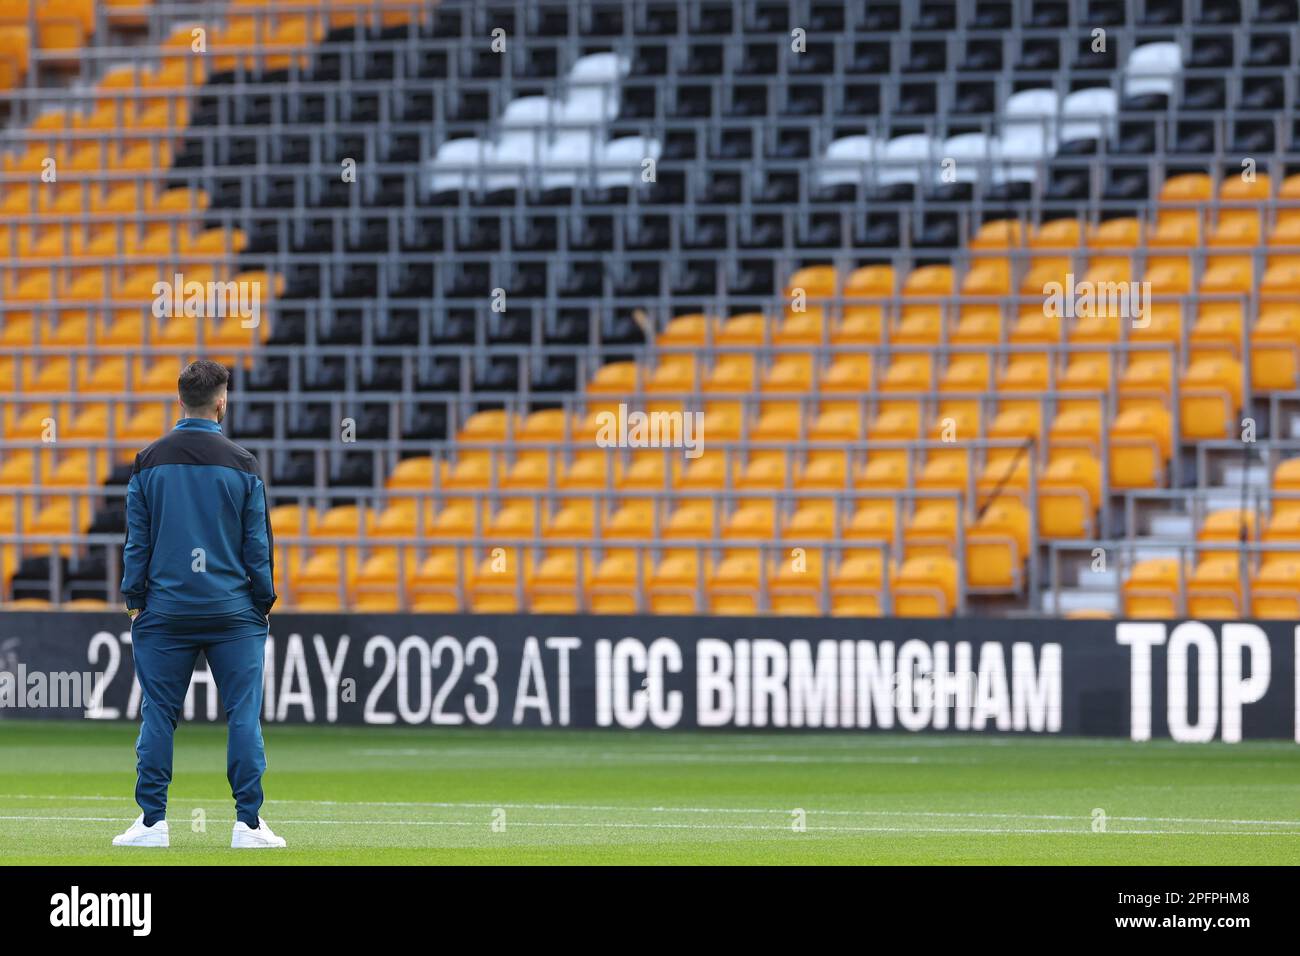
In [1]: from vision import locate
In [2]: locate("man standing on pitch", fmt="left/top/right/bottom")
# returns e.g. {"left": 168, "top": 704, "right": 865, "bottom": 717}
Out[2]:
{"left": 113, "top": 360, "right": 286, "bottom": 849}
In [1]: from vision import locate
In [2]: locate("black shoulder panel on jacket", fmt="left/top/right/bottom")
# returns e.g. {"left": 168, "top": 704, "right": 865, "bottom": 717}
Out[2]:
{"left": 135, "top": 429, "right": 260, "bottom": 475}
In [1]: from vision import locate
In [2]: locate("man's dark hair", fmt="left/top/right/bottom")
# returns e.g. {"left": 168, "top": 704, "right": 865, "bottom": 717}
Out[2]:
{"left": 178, "top": 360, "right": 230, "bottom": 411}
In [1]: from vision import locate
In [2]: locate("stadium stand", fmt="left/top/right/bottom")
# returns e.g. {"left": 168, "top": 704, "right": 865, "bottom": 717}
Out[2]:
{"left": 2, "top": 0, "right": 1300, "bottom": 617}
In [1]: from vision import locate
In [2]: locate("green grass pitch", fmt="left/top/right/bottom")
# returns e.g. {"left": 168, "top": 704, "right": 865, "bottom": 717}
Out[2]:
{"left": 2, "top": 721, "right": 1298, "bottom": 864}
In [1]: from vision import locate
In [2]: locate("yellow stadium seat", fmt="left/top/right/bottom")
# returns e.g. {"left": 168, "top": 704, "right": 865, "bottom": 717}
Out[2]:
{"left": 1198, "top": 509, "right": 1254, "bottom": 561}
{"left": 1200, "top": 255, "right": 1252, "bottom": 295}
{"left": 648, "top": 552, "right": 706, "bottom": 614}
{"left": 646, "top": 355, "right": 697, "bottom": 394}
{"left": 879, "top": 354, "right": 932, "bottom": 406}
{"left": 707, "top": 551, "right": 762, "bottom": 614}
{"left": 1179, "top": 357, "right": 1241, "bottom": 439}
{"left": 121, "top": 405, "right": 169, "bottom": 445}
{"left": 1060, "top": 354, "right": 1110, "bottom": 408}
{"left": 1048, "top": 406, "right": 1103, "bottom": 459}
{"left": 795, "top": 451, "right": 849, "bottom": 490}
{"left": 443, "top": 456, "right": 494, "bottom": 492}
{"left": 975, "top": 453, "right": 1029, "bottom": 502}
{"left": 528, "top": 549, "right": 593, "bottom": 613}
{"left": 1271, "top": 458, "right": 1300, "bottom": 515}
{"left": 1122, "top": 558, "right": 1181, "bottom": 618}
{"left": 663, "top": 501, "right": 716, "bottom": 541}
{"left": 736, "top": 454, "right": 788, "bottom": 495}
{"left": 845, "top": 501, "right": 896, "bottom": 551}
{"left": 1110, "top": 407, "right": 1171, "bottom": 488}
{"left": 1253, "top": 305, "right": 1300, "bottom": 391}
{"left": 292, "top": 550, "right": 359, "bottom": 610}
{"left": 409, "top": 550, "right": 464, "bottom": 612}
{"left": 855, "top": 454, "right": 909, "bottom": 491}
{"left": 822, "top": 353, "right": 873, "bottom": 395}
{"left": 619, "top": 453, "right": 682, "bottom": 495}
{"left": 1261, "top": 255, "right": 1300, "bottom": 298}
{"left": 723, "top": 503, "right": 774, "bottom": 547}
{"left": 0, "top": 451, "right": 43, "bottom": 486}
{"left": 1270, "top": 209, "right": 1300, "bottom": 245}
{"left": 703, "top": 354, "right": 756, "bottom": 394}
{"left": 784, "top": 265, "right": 838, "bottom": 300}
{"left": 658, "top": 313, "right": 715, "bottom": 346}
{"left": 1038, "top": 455, "right": 1101, "bottom": 538}
{"left": 694, "top": 403, "right": 739, "bottom": 443}
{"left": 770, "top": 547, "right": 826, "bottom": 615}
{"left": 751, "top": 397, "right": 803, "bottom": 440}
{"left": 712, "top": 312, "right": 766, "bottom": 346}
{"left": 894, "top": 556, "right": 958, "bottom": 616}
{"left": 501, "top": 456, "right": 551, "bottom": 491}
{"left": 986, "top": 406, "right": 1041, "bottom": 454}
{"left": 589, "top": 551, "right": 641, "bottom": 613}
{"left": 965, "top": 500, "right": 1030, "bottom": 590}
{"left": 1118, "top": 355, "right": 1174, "bottom": 413}
{"left": 1030, "top": 219, "right": 1081, "bottom": 249}
{"left": 604, "top": 500, "right": 656, "bottom": 541}
{"left": 386, "top": 456, "right": 447, "bottom": 492}
{"left": 1159, "top": 173, "right": 1212, "bottom": 203}
{"left": 969, "top": 219, "right": 1023, "bottom": 250}
{"left": 998, "top": 354, "right": 1050, "bottom": 393}
{"left": 1189, "top": 301, "right": 1242, "bottom": 363}
{"left": 775, "top": 308, "right": 826, "bottom": 345}
{"left": 468, "top": 548, "right": 533, "bottom": 613}
{"left": 903, "top": 502, "right": 959, "bottom": 559}
{"left": 1221, "top": 172, "right": 1270, "bottom": 201}
{"left": 1187, "top": 557, "right": 1244, "bottom": 619}
{"left": 354, "top": 552, "right": 418, "bottom": 611}
{"left": 1144, "top": 256, "right": 1190, "bottom": 297}
{"left": 558, "top": 452, "right": 618, "bottom": 495}
{"left": 1251, "top": 559, "right": 1300, "bottom": 618}
{"left": 830, "top": 553, "right": 886, "bottom": 616}
{"left": 1261, "top": 510, "right": 1300, "bottom": 562}
{"left": 0, "top": 27, "right": 31, "bottom": 90}
{"left": 1089, "top": 217, "right": 1140, "bottom": 249}
{"left": 809, "top": 406, "right": 863, "bottom": 443}
{"left": 586, "top": 361, "right": 639, "bottom": 406}
{"left": 268, "top": 505, "right": 316, "bottom": 582}
{"left": 951, "top": 305, "right": 1002, "bottom": 345}
{"left": 1207, "top": 209, "right": 1261, "bottom": 247}
{"left": 1149, "top": 209, "right": 1200, "bottom": 248}
{"left": 430, "top": 501, "right": 479, "bottom": 540}
{"left": 544, "top": 501, "right": 595, "bottom": 540}
{"left": 487, "top": 501, "right": 541, "bottom": 541}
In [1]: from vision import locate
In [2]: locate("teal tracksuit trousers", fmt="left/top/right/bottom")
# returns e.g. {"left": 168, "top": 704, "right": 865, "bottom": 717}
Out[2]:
{"left": 130, "top": 607, "right": 269, "bottom": 828}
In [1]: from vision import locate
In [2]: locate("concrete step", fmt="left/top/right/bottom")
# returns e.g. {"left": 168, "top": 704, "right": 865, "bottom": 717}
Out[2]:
{"left": 1073, "top": 566, "right": 1119, "bottom": 588}
{"left": 1202, "top": 489, "right": 1255, "bottom": 513}
{"left": 1220, "top": 464, "right": 1269, "bottom": 487}
{"left": 1130, "top": 543, "right": 1183, "bottom": 562}
{"left": 1040, "top": 589, "right": 1120, "bottom": 615}
{"left": 1148, "top": 514, "right": 1193, "bottom": 537}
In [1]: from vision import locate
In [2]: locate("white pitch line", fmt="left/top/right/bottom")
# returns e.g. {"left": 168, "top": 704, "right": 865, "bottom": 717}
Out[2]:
{"left": 346, "top": 748, "right": 972, "bottom": 764}
{"left": 3, "top": 814, "right": 1300, "bottom": 837}
{"left": 4, "top": 795, "right": 1300, "bottom": 829}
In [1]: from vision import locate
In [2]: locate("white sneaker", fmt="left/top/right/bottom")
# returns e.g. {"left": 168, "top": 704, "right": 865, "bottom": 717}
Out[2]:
{"left": 231, "top": 817, "right": 287, "bottom": 848}
{"left": 112, "top": 814, "right": 169, "bottom": 847}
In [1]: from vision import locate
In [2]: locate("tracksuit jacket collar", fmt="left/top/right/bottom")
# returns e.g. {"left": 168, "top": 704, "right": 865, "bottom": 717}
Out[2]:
{"left": 174, "top": 418, "right": 222, "bottom": 432}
